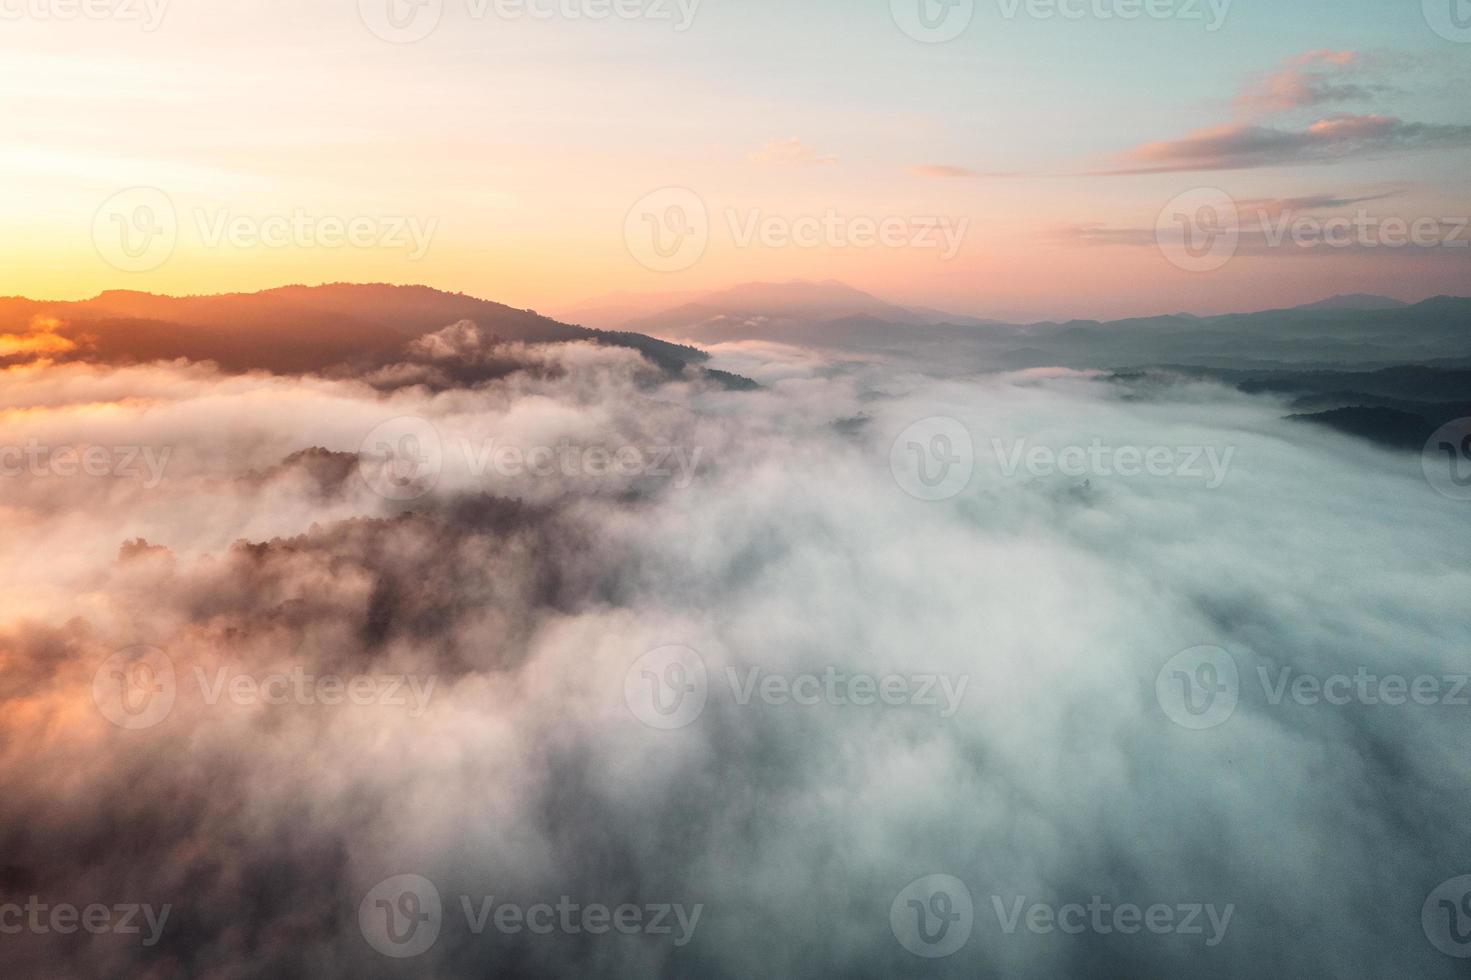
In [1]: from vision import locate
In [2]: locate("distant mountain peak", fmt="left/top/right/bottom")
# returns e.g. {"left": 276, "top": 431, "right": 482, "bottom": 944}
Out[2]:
{"left": 1295, "top": 294, "right": 1407, "bottom": 312}
{"left": 700, "top": 279, "right": 893, "bottom": 308}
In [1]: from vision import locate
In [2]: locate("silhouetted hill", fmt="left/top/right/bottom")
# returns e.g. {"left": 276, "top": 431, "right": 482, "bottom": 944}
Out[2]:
{"left": 614, "top": 279, "right": 1471, "bottom": 374}
{"left": 0, "top": 284, "right": 719, "bottom": 379}
{"left": 1107, "top": 364, "right": 1471, "bottom": 452}
{"left": 1287, "top": 406, "right": 1438, "bottom": 451}
{"left": 622, "top": 290, "right": 1471, "bottom": 374}
{"left": 1229, "top": 366, "right": 1471, "bottom": 402}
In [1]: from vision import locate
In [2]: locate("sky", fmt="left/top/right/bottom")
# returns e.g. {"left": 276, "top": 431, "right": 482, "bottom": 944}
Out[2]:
{"left": 2, "top": 0, "right": 1469, "bottom": 320}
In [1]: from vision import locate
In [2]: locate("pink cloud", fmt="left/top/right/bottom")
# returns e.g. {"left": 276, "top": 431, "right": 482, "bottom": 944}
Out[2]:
{"left": 1234, "top": 50, "right": 1381, "bottom": 116}
{"left": 748, "top": 138, "right": 837, "bottom": 167}
{"left": 905, "top": 164, "right": 1027, "bottom": 178}
{"left": 907, "top": 164, "right": 977, "bottom": 178}
{"left": 1087, "top": 50, "right": 1462, "bottom": 174}
{"left": 1106, "top": 114, "right": 1471, "bottom": 174}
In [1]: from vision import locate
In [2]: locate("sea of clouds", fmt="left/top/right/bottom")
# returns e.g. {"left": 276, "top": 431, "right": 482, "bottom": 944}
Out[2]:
{"left": 1, "top": 331, "right": 1467, "bottom": 978}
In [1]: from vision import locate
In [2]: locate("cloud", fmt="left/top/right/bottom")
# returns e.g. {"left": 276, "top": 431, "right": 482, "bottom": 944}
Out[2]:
{"left": 908, "top": 164, "right": 978, "bottom": 178}
{"left": 906, "top": 164, "right": 1025, "bottom": 179}
{"left": 1, "top": 337, "right": 1469, "bottom": 977}
{"left": 1104, "top": 115, "right": 1471, "bottom": 174}
{"left": 1233, "top": 50, "right": 1384, "bottom": 116}
{"left": 748, "top": 137, "right": 838, "bottom": 167}
{"left": 1229, "top": 190, "right": 1401, "bottom": 218}
{"left": 0, "top": 316, "right": 77, "bottom": 360}
{"left": 1096, "top": 51, "right": 1461, "bottom": 174}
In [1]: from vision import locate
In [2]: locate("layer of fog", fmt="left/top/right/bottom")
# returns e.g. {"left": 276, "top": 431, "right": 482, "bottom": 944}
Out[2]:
{"left": 1, "top": 335, "right": 1467, "bottom": 978}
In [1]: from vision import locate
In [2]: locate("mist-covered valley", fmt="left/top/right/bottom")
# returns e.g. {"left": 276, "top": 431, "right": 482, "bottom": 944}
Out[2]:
{"left": 3, "top": 284, "right": 1469, "bottom": 977}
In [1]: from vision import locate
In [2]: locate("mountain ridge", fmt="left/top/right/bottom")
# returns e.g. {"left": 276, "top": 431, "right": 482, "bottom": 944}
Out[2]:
{"left": 0, "top": 283, "right": 720, "bottom": 380}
